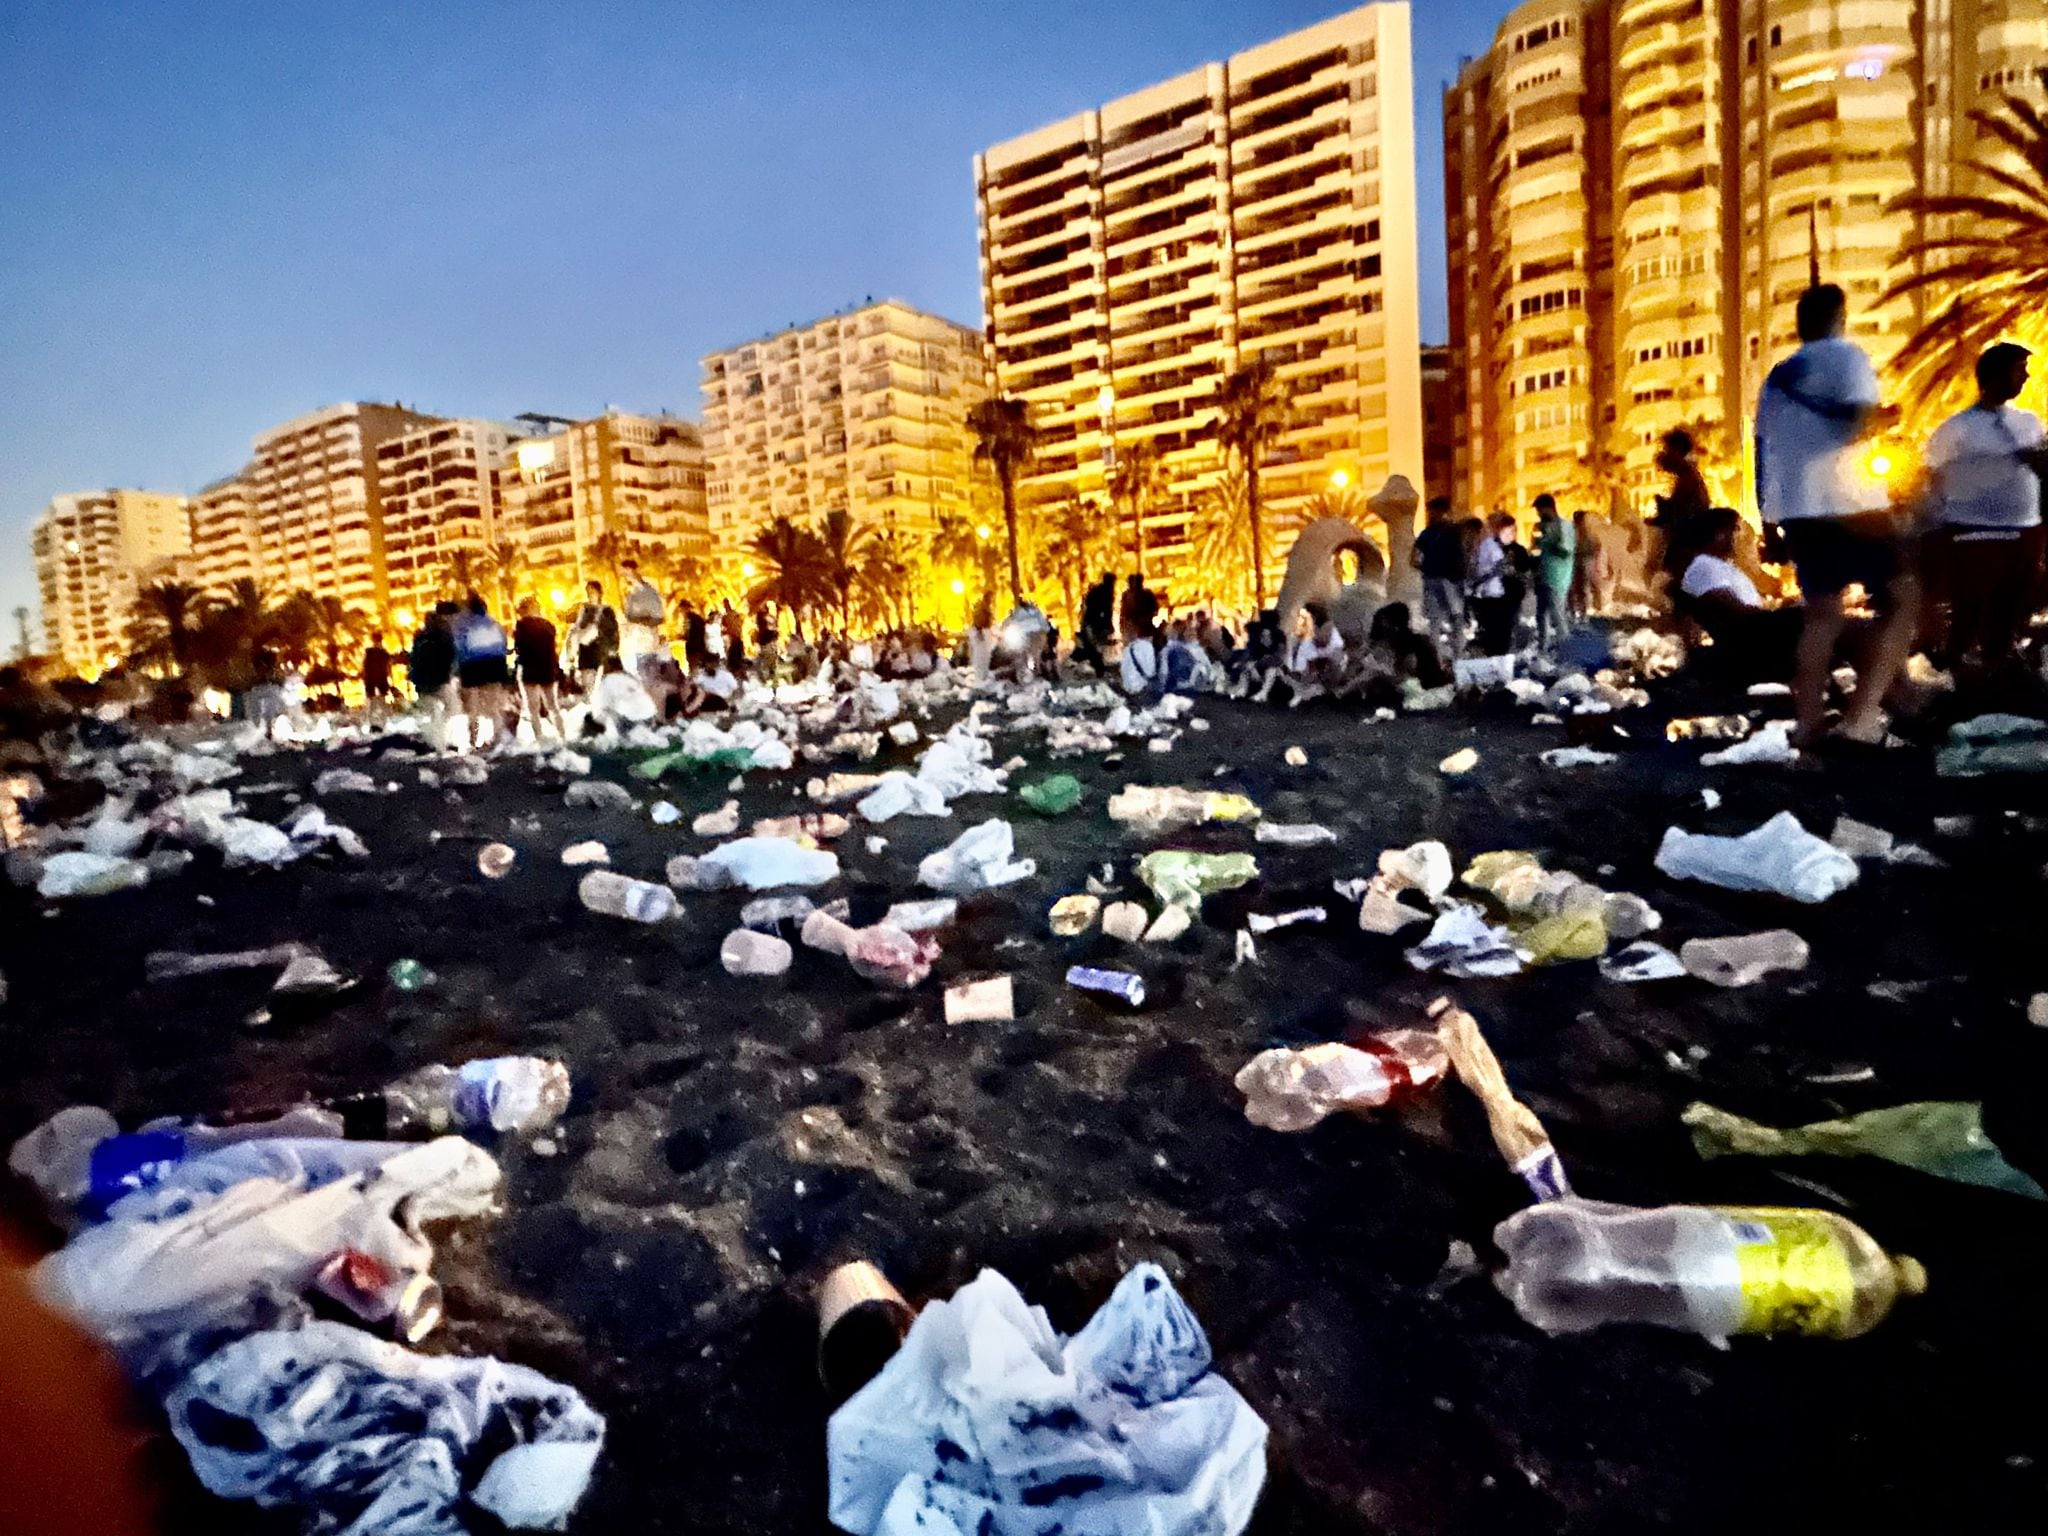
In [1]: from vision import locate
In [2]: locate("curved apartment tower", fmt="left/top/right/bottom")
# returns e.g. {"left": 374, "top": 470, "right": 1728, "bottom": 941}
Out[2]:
{"left": 1447, "top": 0, "right": 2048, "bottom": 519}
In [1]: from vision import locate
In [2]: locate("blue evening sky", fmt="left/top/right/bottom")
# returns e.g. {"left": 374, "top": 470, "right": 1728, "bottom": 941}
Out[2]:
{"left": 0, "top": 0, "right": 1502, "bottom": 633}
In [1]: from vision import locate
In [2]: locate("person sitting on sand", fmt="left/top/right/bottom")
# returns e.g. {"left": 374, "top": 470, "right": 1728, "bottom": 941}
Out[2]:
{"left": 1259, "top": 602, "right": 1345, "bottom": 707}
{"left": 1367, "top": 603, "right": 1451, "bottom": 690}
{"left": 1676, "top": 507, "right": 1806, "bottom": 681}
{"left": 1120, "top": 619, "right": 1162, "bottom": 699}
{"left": 1229, "top": 611, "right": 1288, "bottom": 698}
{"left": 1160, "top": 619, "right": 1214, "bottom": 695}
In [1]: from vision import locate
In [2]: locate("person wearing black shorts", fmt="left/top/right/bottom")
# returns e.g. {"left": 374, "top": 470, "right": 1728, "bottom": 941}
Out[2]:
{"left": 1755, "top": 285, "right": 1915, "bottom": 747}
{"left": 513, "top": 596, "right": 566, "bottom": 741}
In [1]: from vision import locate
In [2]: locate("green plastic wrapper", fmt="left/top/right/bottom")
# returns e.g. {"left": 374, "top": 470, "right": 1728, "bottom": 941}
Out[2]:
{"left": 1137, "top": 850, "right": 1258, "bottom": 909}
{"left": 629, "top": 747, "right": 758, "bottom": 781}
{"left": 1517, "top": 907, "right": 1607, "bottom": 964}
{"left": 1017, "top": 774, "right": 1083, "bottom": 816}
{"left": 1684, "top": 1100, "right": 2046, "bottom": 1200}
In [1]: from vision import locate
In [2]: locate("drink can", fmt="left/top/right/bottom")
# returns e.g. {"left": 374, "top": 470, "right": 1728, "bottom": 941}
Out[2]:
{"left": 1065, "top": 965, "right": 1146, "bottom": 1007}
{"left": 315, "top": 1250, "right": 446, "bottom": 1343}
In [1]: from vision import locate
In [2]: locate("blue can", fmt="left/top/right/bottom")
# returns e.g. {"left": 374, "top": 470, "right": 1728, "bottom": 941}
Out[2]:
{"left": 1065, "top": 965, "right": 1146, "bottom": 1007}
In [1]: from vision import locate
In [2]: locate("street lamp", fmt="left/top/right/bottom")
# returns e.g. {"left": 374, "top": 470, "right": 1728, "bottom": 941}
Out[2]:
{"left": 950, "top": 578, "right": 966, "bottom": 595}
{"left": 976, "top": 524, "right": 991, "bottom": 540}
{"left": 1330, "top": 468, "right": 1350, "bottom": 490}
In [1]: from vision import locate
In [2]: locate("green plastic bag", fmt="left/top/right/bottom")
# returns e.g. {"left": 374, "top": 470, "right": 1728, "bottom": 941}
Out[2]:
{"left": 1684, "top": 1100, "right": 2046, "bottom": 1200}
{"left": 629, "top": 746, "right": 757, "bottom": 781}
{"left": 1137, "top": 850, "right": 1258, "bottom": 909}
{"left": 1017, "top": 774, "right": 1083, "bottom": 816}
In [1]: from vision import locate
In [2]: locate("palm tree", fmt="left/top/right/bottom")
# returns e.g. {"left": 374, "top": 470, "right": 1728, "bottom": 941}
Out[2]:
{"left": 128, "top": 578, "right": 207, "bottom": 675}
{"left": 9, "top": 606, "right": 28, "bottom": 662}
{"left": 968, "top": 396, "right": 1037, "bottom": 608}
{"left": 859, "top": 529, "right": 916, "bottom": 629}
{"left": 1216, "top": 359, "right": 1289, "bottom": 607}
{"left": 1189, "top": 469, "right": 1307, "bottom": 614}
{"left": 585, "top": 530, "right": 629, "bottom": 599}
{"left": 486, "top": 536, "right": 527, "bottom": 616}
{"left": 930, "top": 511, "right": 996, "bottom": 606}
{"left": 746, "top": 515, "right": 830, "bottom": 636}
{"left": 815, "top": 509, "right": 876, "bottom": 631}
{"left": 1108, "top": 437, "right": 1165, "bottom": 579}
{"left": 1884, "top": 75, "right": 2048, "bottom": 416}
{"left": 1034, "top": 492, "right": 1109, "bottom": 631}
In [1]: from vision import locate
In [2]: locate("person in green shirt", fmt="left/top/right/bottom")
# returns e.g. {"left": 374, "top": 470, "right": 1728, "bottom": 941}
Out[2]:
{"left": 1533, "top": 494, "right": 1577, "bottom": 652}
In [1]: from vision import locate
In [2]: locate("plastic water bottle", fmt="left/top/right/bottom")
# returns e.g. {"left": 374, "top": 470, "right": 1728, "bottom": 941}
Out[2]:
{"left": 578, "top": 869, "right": 678, "bottom": 923}
{"left": 343, "top": 1057, "right": 573, "bottom": 1138}
{"left": 1495, "top": 1199, "right": 1926, "bottom": 1343}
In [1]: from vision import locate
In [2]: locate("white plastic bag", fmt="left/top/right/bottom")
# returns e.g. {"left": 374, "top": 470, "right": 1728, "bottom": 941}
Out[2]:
{"left": 672, "top": 836, "right": 839, "bottom": 890}
{"left": 1654, "top": 812, "right": 1857, "bottom": 903}
{"left": 165, "top": 1320, "right": 604, "bottom": 1536}
{"left": 37, "top": 850, "right": 150, "bottom": 898}
{"left": 36, "top": 1137, "right": 498, "bottom": 1344}
{"left": 828, "top": 1263, "right": 1267, "bottom": 1536}
{"left": 918, "top": 819, "right": 1035, "bottom": 893}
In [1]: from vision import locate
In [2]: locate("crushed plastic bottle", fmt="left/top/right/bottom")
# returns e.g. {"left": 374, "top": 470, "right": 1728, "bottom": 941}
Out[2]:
{"left": 355, "top": 1057, "right": 572, "bottom": 1138}
{"left": 578, "top": 869, "right": 679, "bottom": 923}
{"left": 1495, "top": 1199, "right": 1926, "bottom": 1343}
{"left": 1235, "top": 1032, "right": 1449, "bottom": 1131}
{"left": 720, "top": 928, "right": 793, "bottom": 977}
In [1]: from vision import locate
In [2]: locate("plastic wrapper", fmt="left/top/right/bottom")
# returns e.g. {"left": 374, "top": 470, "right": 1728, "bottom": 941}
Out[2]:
{"left": 166, "top": 1320, "right": 604, "bottom": 1535}
{"left": 668, "top": 835, "right": 839, "bottom": 891}
{"left": 1136, "top": 850, "right": 1257, "bottom": 909}
{"left": 828, "top": 1264, "right": 1267, "bottom": 1536}
{"left": 1679, "top": 930, "right": 1809, "bottom": 986}
{"left": 1403, "top": 905, "right": 1525, "bottom": 977}
{"left": 1107, "top": 785, "right": 1259, "bottom": 835}
{"left": 1235, "top": 1032, "right": 1448, "bottom": 1131}
{"left": 1683, "top": 1100, "right": 2045, "bottom": 1199}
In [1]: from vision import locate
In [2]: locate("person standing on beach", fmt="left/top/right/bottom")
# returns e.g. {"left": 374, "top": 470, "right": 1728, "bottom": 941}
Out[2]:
{"left": 570, "top": 581, "right": 618, "bottom": 695}
{"left": 1922, "top": 341, "right": 2046, "bottom": 681}
{"left": 1533, "top": 495, "right": 1576, "bottom": 651}
{"left": 452, "top": 593, "right": 516, "bottom": 751}
{"left": 512, "top": 596, "right": 566, "bottom": 742}
{"left": 408, "top": 603, "right": 460, "bottom": 752}
{"left": 1412, "top": 497, "right": 1467, "bottom": 653}
{"left": 1754, "top": 282, "right": 1913, "bottom": 748}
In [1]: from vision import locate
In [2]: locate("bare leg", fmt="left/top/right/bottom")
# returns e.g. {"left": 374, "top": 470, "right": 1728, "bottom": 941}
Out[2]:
{"left": 1792, "top": 593, "right": 1850, "bottom": 746}
{"left": 1840, "top": 576, "right": 1920, "bottom": 742}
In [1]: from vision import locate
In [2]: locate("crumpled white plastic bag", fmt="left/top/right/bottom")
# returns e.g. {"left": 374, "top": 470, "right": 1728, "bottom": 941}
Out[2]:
{"left": 165, "top": 1319, "right": 604, "bottom": 1536}
{"left": 36, "top": 849, "right": 150, "bottom": 898}
{"left": 1654, "top": 811, "right": 1857, "bottom": 903}
{"left": 670, "top": 835, "right": 839, "bottom": 890}
{"left": 918, "top": 819, "right": 1036, "bottom": 893}
{"left": 829, "top": 1263, "right": 1267, "bottom": 1536}
{"left": 36, "top": 1137, "right": 498, "bottom": 1345}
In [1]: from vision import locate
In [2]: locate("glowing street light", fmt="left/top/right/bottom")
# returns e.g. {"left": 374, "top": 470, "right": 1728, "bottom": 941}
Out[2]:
{"left": 976, "top": 524, "right": 992, "bottom": 540}
{"left": 1867, "top": 451, "right": 1894, "bottom": 479}
{"left": 1330, "top": 468, "right": 1350, "bottom": 489}
{"left": 549, "top": 586, "right": 568, "bottom": 607}
{"left": 393, "top": 608, "right": 415, "bottom": 631}
{"left": 741, "top": 561, "right": 758, "bottom": 578}
{"left": 950, "top": 578, "right": 966, "bottom": 595}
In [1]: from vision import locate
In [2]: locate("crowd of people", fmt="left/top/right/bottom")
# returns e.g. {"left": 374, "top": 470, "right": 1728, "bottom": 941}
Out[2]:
{"left": 359, "top": 285, "right": 2041, "bottom": 752}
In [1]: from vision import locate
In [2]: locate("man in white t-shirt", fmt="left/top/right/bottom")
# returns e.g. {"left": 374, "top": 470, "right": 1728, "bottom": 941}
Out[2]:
{"left": 1754, "top": 284, "right": 1914, "bottom": 746}
{"left": 1925, "top": 342, "right": 2047, "bottom": 675}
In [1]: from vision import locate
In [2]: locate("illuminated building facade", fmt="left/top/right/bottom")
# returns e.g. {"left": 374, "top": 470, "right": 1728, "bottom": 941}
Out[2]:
{"left": 975, "top": 3, "right": 1425, "bottom": 585}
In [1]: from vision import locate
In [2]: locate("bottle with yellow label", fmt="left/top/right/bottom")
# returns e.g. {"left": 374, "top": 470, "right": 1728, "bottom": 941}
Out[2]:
{"left": 1494, "top": 1199, "right": 1927, "bottom": 1344}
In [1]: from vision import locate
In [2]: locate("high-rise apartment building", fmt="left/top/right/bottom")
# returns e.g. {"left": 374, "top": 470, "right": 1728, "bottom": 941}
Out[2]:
{"left": 700, "top": 300, "right": 985, "bottom": 575}
{"left": 375, "top": 418, "right": 523, "bottom": 618}
{"left": 30, "top": 489, "right": 192, "bottom": 676}
{"left": 496, "top": 410, "right": 709, "bottom": 604}
{"left": 975, "top": 3, "right": 1424, "bottom": 583}
{"left": 247, "top": 401, "right": 443, "bottom": 617}
{"left": 1447, "top": 0, "right": 2048, "bottom": 520}
{"left": 189, "top": 471, "right": 260, "bottom": 597}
